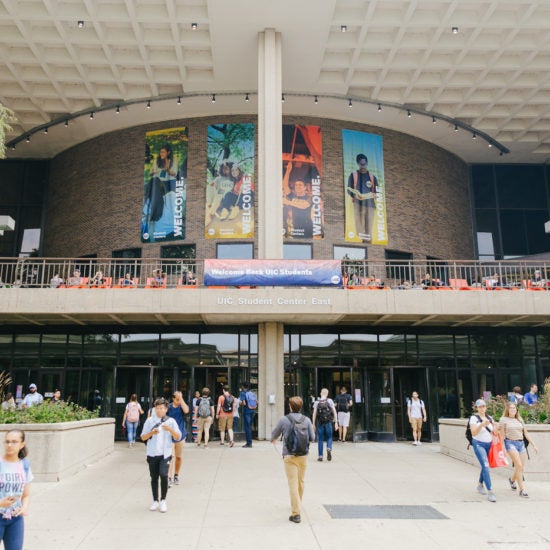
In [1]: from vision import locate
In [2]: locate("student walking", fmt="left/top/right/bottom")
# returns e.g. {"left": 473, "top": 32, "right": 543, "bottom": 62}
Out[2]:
{"left": 0, "top": 429, "right": 33, "bottom": 550}
{"left": 194, "top": 388, "right": 214, "bottom": 448}
{"left": 469, "top": 399, "right": 497, "bottom": 502}
{"left": 167, "top": 391, "right": 190, "bottom": 486}
{"left": 312, "top": 388, "right": 338, "bottom": 462}
{"left": 271, "top": 396, "right": 315, "bottom": 524}
{"left": 141, "top": 398, "right": 181, "bottom": 513}
{"left": 407, "top": 391, "right": 427, "bottom": 445}
{"left": 216, "top": 385, "right": 235, "bottom": 447}
{"left": 122, "top": 394, "right": 144, "bottom": 448}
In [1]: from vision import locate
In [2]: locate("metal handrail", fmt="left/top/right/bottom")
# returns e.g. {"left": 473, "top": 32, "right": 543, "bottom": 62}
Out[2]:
{"left": 0, "top": 257, "right": 548, "bottom": 290}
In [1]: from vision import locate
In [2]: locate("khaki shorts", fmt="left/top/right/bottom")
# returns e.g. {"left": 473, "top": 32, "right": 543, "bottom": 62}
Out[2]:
{"left": 172, "top": 439, "right": 184, "bottom": 458}
{"left": 410, "top": 417, "right": 423, "bottom": 431}
{"left": 218, "top": 415, "right": 233, "bottom": 432}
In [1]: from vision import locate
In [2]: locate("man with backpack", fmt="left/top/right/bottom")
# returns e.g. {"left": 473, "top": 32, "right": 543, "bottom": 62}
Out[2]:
{"left": 312, "top": 388, "right": 338, "bottom": 462}
{"left": 194, "top": 387, "right": 214, "bottom": 448}
{"left": 239, "top": 383, "right": 258, "bottom": 448}
{"left": 216, "top": 385, "right": 235, "bottom": 447}
{"left": 335, "top": 386, "right": 353, "bottom": 442}
{"left": 407, "top": 391, "right": 427, "bottom": 446}
{"left": 167, "top": 390, "right": 190, "bottom": 486}
{"left": 271, "top": 396, "right": 315, "bottom": 524}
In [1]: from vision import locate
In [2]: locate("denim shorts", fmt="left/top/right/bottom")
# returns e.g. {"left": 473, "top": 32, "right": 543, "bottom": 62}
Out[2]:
{"left": 504, "top": 438, "right": 525, "bottom": 453}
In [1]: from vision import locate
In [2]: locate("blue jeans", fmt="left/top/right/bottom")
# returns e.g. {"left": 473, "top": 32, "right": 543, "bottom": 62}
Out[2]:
{"left": 243, "top": 410, "right": 255, "bottom": 446}
{"left": 317, "top": 422, "right": 333, "bottom": 457}
{"left": 472, "top": 439, "right": 492, "bottom": 491}
{"left": 126, "top": 421, "right": 139, "bottom": 443}
{"left": 0, "top": 515, "right": 24, "bottom": 550}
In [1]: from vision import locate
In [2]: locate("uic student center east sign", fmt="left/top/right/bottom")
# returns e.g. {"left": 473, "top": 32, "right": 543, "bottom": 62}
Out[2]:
{"left": 1, "top": 30, "right": 550, "bottom": 444}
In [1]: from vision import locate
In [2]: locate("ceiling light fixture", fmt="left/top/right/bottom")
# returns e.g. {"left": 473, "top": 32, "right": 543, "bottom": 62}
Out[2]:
{"left": 26, "top": 136, "right": 30, "bottom": 143}
{"left": 341, "top": 25, "right": 347, "bottom": 32}
{"left": 348, "top": 98, "right": 352, "bottom": 108}
{"left": 146, "top": 100, "right": 151, "bottom": 109}
{"left": 177, "top": 96, "right": 181, "bottom": 105}
{"left": 472, "top": 133, "right": 477, "bottom": 140}
{"left": 116, "top": 105, "right": 120, "bottom": 114}
{"left": 314, "top": 95, "right": 318, "bottom": 104}
{"left": 245, "top": 93, "right": 249, "bottom": 102}
{"left": 452, "top": 26, "right": 459, "bottom": 34}
{"left": 44, "top": 127, "right": 48, "bottom": 134}
{"left": 11, "top": 144, "right": 15, "bottom": 150}
{"left": 90, "top": 112, "right": 94, "bottom": 119}
{"left": 191, "top": 23, "right": 198, "bottom": 30}
{"left": 77, "top": 20, "right": 84, "bottom": 28}
{"left": 211, "top": 94, "right": 216, "bottom": 103}
{"left": 407, "top": 110, "right": 411, "bottom": 117}
{"left": 488, "top": 143, "right": 492, "bottom": 148}
{"left": 281, "top": 93, "right": 285, "bottom": 102}
{"left": 454, "top": 124, "right": 458, "bottom": 131}
{"left": 377, "top": 104, "right": 382, "bottom": 112}
{"left": 65, "top": 120, "right": 69, "bottom": 127}
{"left": 432, "top": 116, "right": 436, "bottom": 124}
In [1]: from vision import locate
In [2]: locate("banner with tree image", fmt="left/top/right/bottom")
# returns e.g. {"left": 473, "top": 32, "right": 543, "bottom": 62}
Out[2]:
{"left": 205, "top": 123, "right": 255, "bottom": 239}
{"left": 141, "top": 127, "right": 188, "bottom": 243}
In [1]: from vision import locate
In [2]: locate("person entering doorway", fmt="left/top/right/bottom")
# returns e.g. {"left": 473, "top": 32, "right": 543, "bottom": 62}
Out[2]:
{"left": 407, "top": 391, "right": 427, "bottom": 445}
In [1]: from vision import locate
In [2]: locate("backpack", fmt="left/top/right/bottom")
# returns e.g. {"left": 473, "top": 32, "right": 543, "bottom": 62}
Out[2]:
{"left": 222, "top": 394, "right": 234, "bottom": 413}
{"left": 336, "top": 394, "right": 350, "bottom": 412}
{"left": 198, "top": 397, "right": 212, "bottom": 418}
{"left": 466, "top": 414, "right": 492, "bottom": 448}
{"left": 285, "top": 414, "right": 310, "bottom": 456}
{"left": 245, "top": 391, "right": 258, "bottom": 410}
{"left": 127, "top": 402, "right": 140, "bottom": 423}
{"left": 316, "top": 400, "right": 333, "bottom": 425}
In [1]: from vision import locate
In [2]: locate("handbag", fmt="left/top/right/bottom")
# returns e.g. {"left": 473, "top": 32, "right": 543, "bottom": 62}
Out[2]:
{"left": 488, "top": 433, "right": 509, "bottom": 468}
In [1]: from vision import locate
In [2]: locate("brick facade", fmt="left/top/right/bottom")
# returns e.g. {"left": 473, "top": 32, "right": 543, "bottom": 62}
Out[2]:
{"left": 44, "top": 115, "right": 473, "bottom": 260}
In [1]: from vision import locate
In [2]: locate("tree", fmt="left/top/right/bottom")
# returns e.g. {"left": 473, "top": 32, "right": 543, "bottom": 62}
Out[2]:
{"left": 0, "top": 103, "right": 15, "bottom": 159}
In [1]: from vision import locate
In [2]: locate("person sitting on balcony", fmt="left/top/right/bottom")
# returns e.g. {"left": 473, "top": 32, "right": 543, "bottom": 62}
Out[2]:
{"left": 366, "top": 275, "right": 379, "bottom": 288}
{"left": 420, "top": 273, "right": 435, "bottom": 288}
{"left": 67, "top": 269, "right": 82, "bottom": 286}
{"left": 90, "top": 270, "right": 105, "bottom": 287}
{"left": 121, "top": 273, "right": 135, "bottom": 286}
{"left": 151, "top": 269, "right": 166, "bottom": 287}
{"left": 50, "top": 273, "right": 64, "bottom": 288}
{"left": 182, "top": 270, "right": 197, "bottom": 285}
{"left": 531, "top": 270, "right": 546, "bottom": 288}
{"left": 347, "top": 273, "right": 361, "bottom": 287}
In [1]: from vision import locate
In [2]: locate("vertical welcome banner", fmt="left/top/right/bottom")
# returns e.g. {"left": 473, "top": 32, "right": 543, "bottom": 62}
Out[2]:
{"left": 141, "top": 127, "right": 188, "bottom": 243}
{"left": 205, "top": 123, "right": 255, "bottom": 239}
{"left": 282, "top": 125, "right": 324, "bottom": 239}
{"left": 342, "top": 129, "right": 387, "bottom": 244}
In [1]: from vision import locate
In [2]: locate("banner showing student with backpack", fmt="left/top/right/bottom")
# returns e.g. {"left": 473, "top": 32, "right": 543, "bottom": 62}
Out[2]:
{"left": 312, "top": 388, "right": 338, "bottom": 462}
{"left": 194, "top": 388, "right": 215, "bottom": 448}
{"left": 239, "top": 383, "right": 258, "bottom": 448}
{"left": 407, "top": 391, "right": 427, "bottom": 446}
{"left": 216, "top": 385, "right": 236, "bottom": 447}
{"left": 271, "top": 396, "right": 315, "bottom": 524}
{"left": 335, "top": 387, "right": 353, "bottom": 442}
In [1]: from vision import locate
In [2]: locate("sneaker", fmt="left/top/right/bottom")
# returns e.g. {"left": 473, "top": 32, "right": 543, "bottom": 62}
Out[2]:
{"left": 173, "top": 475, "right": 179, "bottom": 486}
{"left": 288, "top": 515, "right": 301, "bottom": 523}
{"left": 412, "top": 441, "right": 418, "bottom": 446}
{"left": 327, "top": 449, "right": 332, "bottom": 462}
{"left": 242, "top": 444, "right": 252, "bottom": 448}
{"left": 168, "top": 477, "right": 172, "bottom": 487}
{"left": 508, "top": 477, "right": 517, "bottom": 491}
{"left": 519, "top": 490, "right": 529, "bottom": 498}
{"left": 317, "top": 457, "right": 323, "bottom": 462}
{"left": 417, "top": 441, "right": 422, "bottom": 446}
{"left": 220, "top": 441, "right": 225, "bottom": 446}
{"left": 149, "top": 501, "right": 159, "bottom": 511}
{"left": 477, "top": 483, "right": 487, "bottom": 495}
{"left": 488, "top": 492, "right": 496, "bottom": 503}
{"left": 159, "top": 500, "right": 167, "bottom": 513}
{"left": 229, "top": 440, "right": 234, "bottom": 448}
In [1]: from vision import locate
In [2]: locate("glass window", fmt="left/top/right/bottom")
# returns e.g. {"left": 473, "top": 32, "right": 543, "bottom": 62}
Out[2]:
{"left": 418, "top": 334, "right": 455, "bottom": 357}
{"left": 525, "top": 210, "right": 550, "bottom": 255}
{"left": 67, "top": 335, "right": 82, "bottom": 355}
{"left": 14, "top": 334, "right": 40, "bottom": 355}
{"left": 199, "top": 332, "right": 240, "bottom": 365}
{"left": 161, "top": 245, "right": 196, "bottom": 259}
{"left": 83, "top": 334, "right": 119, "bottom": 355}
{"left": 160, "top": 333, "right": 199, "bottom": 354}
{"left": 471, "top": 165, "right": 496, "bottom": 208}
{"left": 339, "top": 332, "right": 378, "bottom": 356}
{"left": 120, "top": 334, "right": 159, "bottom": 356}
{"left": 0, "top": 163, "right": 23, "bottom": 204}
{"left": 41, "top": 334, "right": 67, "bottom": 356}
{"left": 112, "top": 248, "right": 142, "bottom": 259}
{"left": 22, "top": 163, "right": 48, "bottom": 204}
{"left": 495, "top": 165, "right": 546, "bottom": 209}
{"left": 299, "top": 333, "right": 339, "bottom": 367}
{"left": 500, "top": 210, "right": 528, "bottom": 257}
{"left": 283, "top": 244, "right": 312, "bottom": 260}
{"left": 216, "top": 243, "right": 253, "bottom": 259}
{"left": 333, "top": 246, "right": 366, "bottom": 260}
{"left": 385, "top": 250, "right": 413, "bottom": 284}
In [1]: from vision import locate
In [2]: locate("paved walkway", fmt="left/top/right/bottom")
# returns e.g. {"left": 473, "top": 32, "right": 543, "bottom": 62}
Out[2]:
{"left": 26, "top": 441, "right": 550, "bottom": 549}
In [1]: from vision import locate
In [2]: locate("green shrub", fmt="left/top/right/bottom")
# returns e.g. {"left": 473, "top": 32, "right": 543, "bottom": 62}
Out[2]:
{"left": 0, "top": 401, "right": 99, "bottom": 424}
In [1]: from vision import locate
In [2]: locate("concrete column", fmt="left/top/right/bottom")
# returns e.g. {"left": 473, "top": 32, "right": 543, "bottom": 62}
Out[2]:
{"left": 257, "top": 322, "right": 284, "bottom": 440}
{"left": 257, "top": 28, "right": 283, "bottom": 259}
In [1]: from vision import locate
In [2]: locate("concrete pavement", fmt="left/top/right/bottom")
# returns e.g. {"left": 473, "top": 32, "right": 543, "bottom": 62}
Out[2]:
{"left": 26, "top": 440, "right": 550, "bottom": 549}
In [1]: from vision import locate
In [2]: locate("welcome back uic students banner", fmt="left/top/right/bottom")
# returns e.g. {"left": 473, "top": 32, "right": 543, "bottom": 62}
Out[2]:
{"left": 342, "top": 129, "right": 387, "bottom": 245}
{"left": 141, "top": 127, "right": 188, "bottom": 243}
{"left": 204, "top": 260, "right": 342, "bottom": 286}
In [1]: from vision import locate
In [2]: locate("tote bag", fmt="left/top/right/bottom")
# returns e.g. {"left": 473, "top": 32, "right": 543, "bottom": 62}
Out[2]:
{"left": 488, "top": 433, "right": 509, "bottom": 468}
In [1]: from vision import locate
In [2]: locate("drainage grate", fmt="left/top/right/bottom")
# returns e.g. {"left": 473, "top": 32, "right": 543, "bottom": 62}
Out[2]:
{"left": 324, "top": 505, "right": 448, "bottom": 520}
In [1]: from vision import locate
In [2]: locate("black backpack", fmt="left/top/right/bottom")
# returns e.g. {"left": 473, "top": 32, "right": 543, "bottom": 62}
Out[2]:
{"left": 285, "top": 414, "right": 310, "bottom": 456}
{"left": 316, "top": 400, "right": 333, "bottom": 425}
{"left": 466, "top": 414, "right": 492, "bottom": 449}
{"left": 336, "top": 394, "right": 350, "bottom": 412}
{"left": 222, "top": 394, "right": 234, "bottom": 413}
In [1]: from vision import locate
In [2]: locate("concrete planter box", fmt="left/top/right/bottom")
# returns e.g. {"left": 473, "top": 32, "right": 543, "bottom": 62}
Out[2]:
{"left": 439, "top": 418, "right": 550, "bottom": 481}
{"left": 0, "top": 418, "right": 115, "bottom": 482}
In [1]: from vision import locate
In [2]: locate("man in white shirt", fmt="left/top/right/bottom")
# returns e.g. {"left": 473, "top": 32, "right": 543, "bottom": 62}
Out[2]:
{"left": 21, "top": 384, "right": 43, "bottom": 408}
{"left": 407, "top": 391, "right": 427, "bottom": 446}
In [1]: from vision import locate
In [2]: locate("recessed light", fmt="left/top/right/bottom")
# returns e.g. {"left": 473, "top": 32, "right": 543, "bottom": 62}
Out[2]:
{"left": 281, "top": 93, "right": 285, "bottom": 102}
{"left": 341, "top": 25, "right": 347, "bottom": 32}
{"left": 146, "top": 100, "right": 151, "bottom": 109}
{"left": 348, "top": 98, "right": 352, "bottom": 108}
{"left": 211, "top": 94, "right": 216, "bottom": 103}
{"left": 407, "top": 109, "right": 411, "bottom": 117}
{"left": 452, "top": 26, "right": 458, "bottom": 34}
{"left": 116, "top": 105, "right": 120, "bottom": 114}
{"left": 314, "top": 95, "right": 318, "bottom": 104}
{"left": 377, "top": 104, "right": 382, "bottom": 112}
{"left": 90, "top": 112, "right": 94, "bottom": 119}
{"left": 77, "top": 20, "right": 84, "bottom": 28}
{"left": 245, "top": 93, "right": 249, "bottom": 102}
{"left": 177, "top": 96, "right": 181, "bottom": 105}
{"left": 191, "top": 23, "right": 198, "bottom": 30}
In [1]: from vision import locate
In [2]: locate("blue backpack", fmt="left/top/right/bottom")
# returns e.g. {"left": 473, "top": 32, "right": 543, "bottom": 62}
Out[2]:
{"left": 245, "top": 391, "right": 258, "bottom": 409}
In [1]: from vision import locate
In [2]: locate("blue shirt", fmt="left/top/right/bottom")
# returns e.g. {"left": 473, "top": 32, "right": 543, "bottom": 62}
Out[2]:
{"left": 167, "top": 403, "right": 187, "bottom": 441}
{"left": 524, "top": 392, "right": 538, "bottom": 405}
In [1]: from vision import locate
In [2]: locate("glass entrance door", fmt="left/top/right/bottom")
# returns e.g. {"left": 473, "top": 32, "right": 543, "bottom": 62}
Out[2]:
{"left": 393, "top": 367, "right": 429, "bottom": 442}
{"left": 367, "top": 369, "right": 394, "bottom": 441}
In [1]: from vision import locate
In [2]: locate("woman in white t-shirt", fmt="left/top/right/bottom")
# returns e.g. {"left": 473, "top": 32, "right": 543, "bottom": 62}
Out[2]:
{"left": 0, "top": 429, "right": 33, "bottom": 550}
{"left": 122, "top": 394, "right": 144, "bottom": 448}
{"left": 469, "top": 399, "right": 497, "bottom": 502}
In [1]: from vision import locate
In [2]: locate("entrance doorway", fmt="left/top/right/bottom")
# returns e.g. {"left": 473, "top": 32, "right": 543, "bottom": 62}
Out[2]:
{"left": 393, "top": 367, "right": 429, "bottom": 442}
